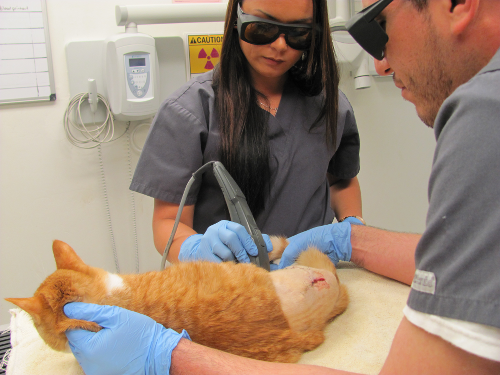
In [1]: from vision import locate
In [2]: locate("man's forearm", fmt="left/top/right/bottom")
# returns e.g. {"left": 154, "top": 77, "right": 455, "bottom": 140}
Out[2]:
{"left": 350, "top": 225, "right": 419, "bottom": 285}
{"left": 170, "top": 339, "right": 359, "bottom": 375}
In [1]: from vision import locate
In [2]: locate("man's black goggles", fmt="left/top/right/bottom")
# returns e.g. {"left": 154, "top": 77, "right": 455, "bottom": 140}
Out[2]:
{"left": 346, "top": 0, "right": 394, "bottom": 60}
{"left": 236, "top": 4, "right": 319, "bottom": 51}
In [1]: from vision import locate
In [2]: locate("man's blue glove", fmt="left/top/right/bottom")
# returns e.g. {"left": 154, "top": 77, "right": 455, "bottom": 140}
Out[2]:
{"left": 277, "top": 222, "right": 354, "bottom": 269}
{"left": 179, "top": 220, "right": 273, "bottom": 264}
{"left": 64, "top": 302, "right": 190, "bottom": 375}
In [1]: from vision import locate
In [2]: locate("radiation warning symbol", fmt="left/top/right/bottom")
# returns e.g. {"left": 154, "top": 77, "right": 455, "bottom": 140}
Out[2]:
{"left": 188, "top": 34, "right": 223, "bottom": 76}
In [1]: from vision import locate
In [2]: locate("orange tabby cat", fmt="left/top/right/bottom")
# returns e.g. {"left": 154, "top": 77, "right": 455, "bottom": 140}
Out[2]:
{"left": 6, "top": 237, "right": 348, "bottom": 363}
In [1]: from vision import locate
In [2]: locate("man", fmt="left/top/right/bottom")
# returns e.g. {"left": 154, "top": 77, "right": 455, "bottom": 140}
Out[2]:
{"left": 64, "top": 0, "right": 500, "bottom": 373}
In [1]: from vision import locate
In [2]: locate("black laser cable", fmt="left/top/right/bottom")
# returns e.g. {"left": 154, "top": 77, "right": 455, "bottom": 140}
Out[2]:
{"left": 160, "top": 161, "right": 270, "bottom": 271}
{"left": 160, "top": 162, "right": 214, "bottom": 270}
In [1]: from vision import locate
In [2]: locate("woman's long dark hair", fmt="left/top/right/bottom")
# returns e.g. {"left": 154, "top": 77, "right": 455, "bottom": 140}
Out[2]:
{"left": 213, "top": 0, "right": 339, "bottom": 216}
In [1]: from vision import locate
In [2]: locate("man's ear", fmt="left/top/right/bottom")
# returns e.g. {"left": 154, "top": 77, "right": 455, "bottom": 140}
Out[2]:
{"left": 449, "top": 0, "right": 478, "bottom": 35}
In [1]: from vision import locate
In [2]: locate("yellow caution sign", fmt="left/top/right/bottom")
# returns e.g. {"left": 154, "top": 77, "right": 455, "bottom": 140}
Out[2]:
{"left": 188, "top": 34, "right": 223, "bottom": 76}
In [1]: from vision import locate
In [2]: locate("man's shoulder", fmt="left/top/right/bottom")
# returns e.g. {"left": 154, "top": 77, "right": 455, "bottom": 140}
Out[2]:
{"left": 452, "top": 47, "right": 500, "bottom": 103}
{"left": 434, "top": 54, "right": 500, "bottom": 138}
{"left": 478, "top": 46, "right": 500, "bottom": 75}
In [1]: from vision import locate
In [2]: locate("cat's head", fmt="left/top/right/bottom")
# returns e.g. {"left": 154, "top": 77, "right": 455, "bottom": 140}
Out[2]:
{"left": 5, "top": 240, "right": 102, "bottom": 351}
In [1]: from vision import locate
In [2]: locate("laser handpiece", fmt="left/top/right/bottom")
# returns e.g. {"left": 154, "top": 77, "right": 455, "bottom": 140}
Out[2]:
{"left": 160, "top": 161, "right": 271, "bottom": 271}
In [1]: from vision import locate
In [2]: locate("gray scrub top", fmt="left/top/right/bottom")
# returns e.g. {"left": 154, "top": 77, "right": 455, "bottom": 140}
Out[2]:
{"left": 130, "top": 70, "right": 360, "bottom": 237}
{"left": 407, "top": 47, "right": 500, "bottom": 328}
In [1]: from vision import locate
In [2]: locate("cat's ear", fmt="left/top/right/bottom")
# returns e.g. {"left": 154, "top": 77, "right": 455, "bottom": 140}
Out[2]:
{"left": 5, "top": 297, "right": 43, "bottom": 317}
{"left": 52, "top": 240, "right": 90, "bottom": 273}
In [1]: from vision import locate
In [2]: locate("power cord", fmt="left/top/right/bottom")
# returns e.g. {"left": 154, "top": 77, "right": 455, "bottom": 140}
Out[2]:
{"left": 127, "top": 131, "right": 140, "bottom": 273}
{"left": 64, "top": 91, "right": 131, "bottom": 273}
{"left": 98, "top": 144, "right": 121, "bottom": 274}
{"left": 130, "top": 122, "right": 151, "bottom": 153}
{"left": 63, "top": 92, "right": 129, "bottom": 149}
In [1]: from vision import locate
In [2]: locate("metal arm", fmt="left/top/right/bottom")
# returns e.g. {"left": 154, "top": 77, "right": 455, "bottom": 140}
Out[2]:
{"left": 116, "top": 1, "right": 351, "bottom": 34}
{"left": 115, "top": 3, "right": 227, "bottom": 26}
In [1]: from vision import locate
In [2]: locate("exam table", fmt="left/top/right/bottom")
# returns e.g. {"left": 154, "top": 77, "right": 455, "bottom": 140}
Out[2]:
{"left": 5, "top": 264, "right": 410, "bottom": 375}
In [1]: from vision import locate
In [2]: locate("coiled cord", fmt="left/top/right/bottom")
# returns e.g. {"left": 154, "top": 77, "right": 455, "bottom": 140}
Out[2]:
{"left": 64, "top": 92, "right": 149, "bottom": 274}
{"left": 63, "top": 92, "right": 129, "bottom": 148}
{"left": 127, "top": 132, "right": 140, "bottom": 273}
{"left": 98, "top": 144, "right": 121, "bottom": 274}
{"left": 130, "top": 122, "right": 151, "bottom": 153}
{"left": 64, "top": 92, "right": 130, "bottom": 273}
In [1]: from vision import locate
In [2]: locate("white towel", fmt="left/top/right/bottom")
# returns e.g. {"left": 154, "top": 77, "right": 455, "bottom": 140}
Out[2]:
{"left": 6, "top": 308, "right": 84, "bottom": 375}
{"left": 6, "top": 265, "right": 410, "bottom": 375}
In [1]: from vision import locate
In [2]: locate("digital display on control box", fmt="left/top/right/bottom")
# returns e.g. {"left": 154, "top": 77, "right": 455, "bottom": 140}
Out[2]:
{"left": 129, "top": 58, "right": 146, "bottom": 67}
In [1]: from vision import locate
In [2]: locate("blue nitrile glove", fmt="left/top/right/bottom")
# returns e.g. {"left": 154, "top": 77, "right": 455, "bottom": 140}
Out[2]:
{"left": 277, "top": 222, "right": 353, "bottom": 269}
{"left": 64, "top": 302, "right": 190, "bottom": 375}
{"left": 178, "top": 220, "right": 273, "bottom": 264}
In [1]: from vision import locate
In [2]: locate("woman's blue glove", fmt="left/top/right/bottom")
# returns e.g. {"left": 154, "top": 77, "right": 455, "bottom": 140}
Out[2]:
{"left": 179, "top": 220, "right": 273, "bottom": 264}
{"left": 277, "top": 222, "right": 353, "bottom": 269}
{"left": 64, "top": 302, "right": 190, "bottom": 375}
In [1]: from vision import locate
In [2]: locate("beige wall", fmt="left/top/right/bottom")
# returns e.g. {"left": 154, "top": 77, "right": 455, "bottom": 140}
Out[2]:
{"left": 339, "top": 76, "right": 435, "bottom": 232}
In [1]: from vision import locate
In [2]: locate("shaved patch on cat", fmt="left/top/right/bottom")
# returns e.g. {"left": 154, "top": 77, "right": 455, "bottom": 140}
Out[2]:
{"left": 105, "top": 273, "right": 125, "bottom": 295}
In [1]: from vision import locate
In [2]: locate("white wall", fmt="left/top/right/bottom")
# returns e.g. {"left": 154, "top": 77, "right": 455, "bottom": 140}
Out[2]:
{"left": 339, "top": 76, "right": 436, "bottom": 232}
{"left": 0, "top": 0, "right": 227, "bottom": 326}
{"left": 0, "top": 0, "right": 436, "bottom": 326}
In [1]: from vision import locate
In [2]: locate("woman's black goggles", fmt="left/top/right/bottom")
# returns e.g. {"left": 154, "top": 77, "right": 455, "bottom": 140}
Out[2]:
{"left": 236, "top": 4, "right": 319, "bottom": 51}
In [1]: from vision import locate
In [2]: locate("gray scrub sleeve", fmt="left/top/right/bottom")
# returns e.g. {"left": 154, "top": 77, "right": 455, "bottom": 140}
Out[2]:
{"left": 130, "top": 77, "right": 213, "bottom": 205}
{"left": 329, "top": 91, "right": 360, "bottom": 179}
{"left": 407, "top": 48, "right": 500, "bottom": 329}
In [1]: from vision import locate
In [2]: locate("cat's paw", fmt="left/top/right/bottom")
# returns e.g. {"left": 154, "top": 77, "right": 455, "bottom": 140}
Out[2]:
{"left": 66, "top": 319, "right": 102, "bottom": 333}
{"left": 295, "top": 247, "right": 336, "bottom": 274}
{"left": 268, "top": 236, "right": 289, "bottom": 261}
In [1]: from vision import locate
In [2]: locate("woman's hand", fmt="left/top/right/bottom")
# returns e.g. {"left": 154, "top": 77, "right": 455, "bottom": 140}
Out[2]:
{"left": 178, "top": 220, "right": 273, "bottom": 263}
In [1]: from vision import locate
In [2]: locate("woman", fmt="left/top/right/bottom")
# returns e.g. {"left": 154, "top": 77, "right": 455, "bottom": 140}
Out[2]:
{"left": 130, "top": 0, "right": 363, "bottom": 265}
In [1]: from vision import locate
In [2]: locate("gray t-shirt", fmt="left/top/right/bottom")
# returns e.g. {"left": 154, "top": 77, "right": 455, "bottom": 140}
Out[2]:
{"left": 130, "top": 70, "right": 360, "bottom": 236}
{"left": 408, "top": 47, "right": 500, "bottom": 328}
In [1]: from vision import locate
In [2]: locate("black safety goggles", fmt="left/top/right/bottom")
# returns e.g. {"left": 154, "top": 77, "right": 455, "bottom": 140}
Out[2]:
{"left": 236, "top": 3, "right": 319, "bottom": 51}
{"left": 346, "top": 0, "right": 394, "bottom": 60}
